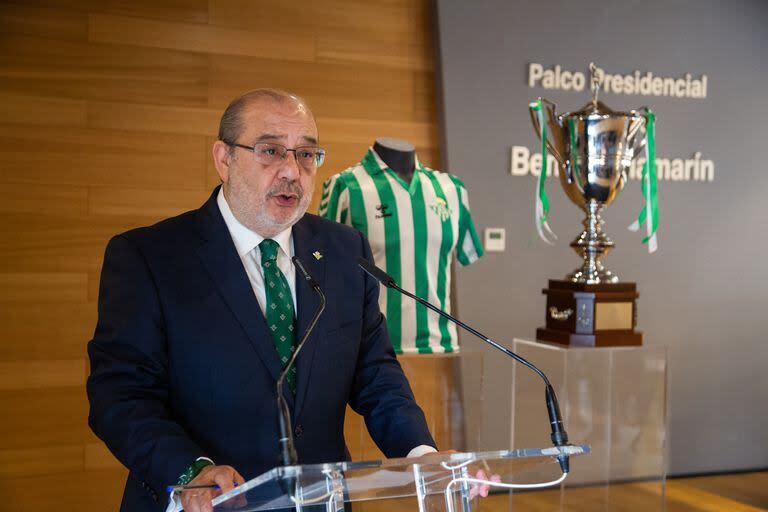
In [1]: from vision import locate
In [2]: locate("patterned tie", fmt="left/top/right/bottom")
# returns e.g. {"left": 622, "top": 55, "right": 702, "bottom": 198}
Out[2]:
{"left": 259, "top": 239, "right": 297, "bottom": 392}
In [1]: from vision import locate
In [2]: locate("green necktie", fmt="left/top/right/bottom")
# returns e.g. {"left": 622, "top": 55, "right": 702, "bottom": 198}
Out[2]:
{"left": 259, "top": 239, "right": 297, "bottom": 392}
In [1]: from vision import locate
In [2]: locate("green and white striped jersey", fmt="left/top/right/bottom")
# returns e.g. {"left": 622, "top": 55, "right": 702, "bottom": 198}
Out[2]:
{"left": 319, "top": 148, "right": 483, "bottom": 354}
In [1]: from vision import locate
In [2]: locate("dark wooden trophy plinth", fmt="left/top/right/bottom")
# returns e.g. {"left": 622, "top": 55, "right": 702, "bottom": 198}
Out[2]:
{"left": 536, "top": 280, "right": 643, "bottom": 347}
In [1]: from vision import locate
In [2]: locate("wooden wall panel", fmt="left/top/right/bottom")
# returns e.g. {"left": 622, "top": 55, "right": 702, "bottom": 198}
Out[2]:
{"left": 87, "top": 101, "right": 220, "bottom": 136}
{"left": 0, "top": 0, "right": 442, "bottom": 509}
{"left": 0, "top": 303, "right": 96, "bottom": 360}
{"left": 0, "top": 445, "right": 84, "bottom": 478}
{"left": 0, "top": 93, "right": 87, "bottom": 128}
{"left": 208, "top": 0, "right": 428, "bottom": 36}
{"left": 317, "top": 32, "right": 433, "bottom": 72}
{"left": 5, "top": 0, "right": 209, "bottom": 24}
{"left": 88, "top": 187, "right": 212, "bottom": 218}
{"left": 89, "top": 13, "right": 316, "bottom": 61}
{"left": 1, "top": 469, "right": 128, "bottom": 511}
{"left": 0, "top": 272, "right": 88, "bottom": 303}
{"left": 84, "top": 441, "right": 123, "bottom": 470}
{"left": 0, "top": 184, "right": 88, "bottom": 216}
{"left": 0, "top": 3, "right": 88, "bottom": 41}
{"left": 0, "top": 34, "right": 209, "bottom": 106}
{"left": 0, "top": 389, "right": 89, "bottom": 449}
{"left": 0, "top": 125, "right": 207, "bottom": 189}
{"left": 0, "top": 214, "right": 138, "bottom": 272}
{"left": 0, "top": 360, "right": 85, "bottom": 390}
{"left": 208, "top": 55, "right": 433, "bottom": 121}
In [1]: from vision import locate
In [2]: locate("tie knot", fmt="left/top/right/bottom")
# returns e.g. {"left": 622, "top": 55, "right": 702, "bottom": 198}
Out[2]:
{"left": 259, "top": 239, "right": 279, "bottom": 264}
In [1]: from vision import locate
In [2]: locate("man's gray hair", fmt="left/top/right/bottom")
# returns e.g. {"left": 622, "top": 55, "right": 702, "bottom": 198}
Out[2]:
{"left": 217, "top": 88, "right": 310, "bottom": 149}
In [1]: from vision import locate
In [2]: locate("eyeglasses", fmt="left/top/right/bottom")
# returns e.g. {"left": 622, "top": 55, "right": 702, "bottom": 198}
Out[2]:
{"left": 226, "top": 141, "right": 326, "bottom": 169}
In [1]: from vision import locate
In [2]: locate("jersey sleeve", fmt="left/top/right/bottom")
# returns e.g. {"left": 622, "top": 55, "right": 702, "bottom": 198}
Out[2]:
{"left": 318, "top": 173, "right": 350, "bottom": 225}
{"left": 451, "top": 176, "right": 484, "bottom": 266}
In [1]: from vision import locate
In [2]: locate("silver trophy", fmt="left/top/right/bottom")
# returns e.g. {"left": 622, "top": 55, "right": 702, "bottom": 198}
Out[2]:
{"left": 529, "top": 64, "right": 650, "bottom": 284}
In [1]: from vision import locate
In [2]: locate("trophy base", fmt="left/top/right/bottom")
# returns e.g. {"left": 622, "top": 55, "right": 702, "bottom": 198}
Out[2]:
{"left": 536, "top": 280, "right": 643, "bottom": 348}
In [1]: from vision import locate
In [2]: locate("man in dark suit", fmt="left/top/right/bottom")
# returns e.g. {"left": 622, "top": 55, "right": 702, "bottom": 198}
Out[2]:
{"left": 86, "top": 89, "right": 436, "bottom": 512}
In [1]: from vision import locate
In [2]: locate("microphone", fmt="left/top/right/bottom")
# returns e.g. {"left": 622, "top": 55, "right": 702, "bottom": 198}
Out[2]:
{"left": 276, "top": 257, "right": 326, "bottom": 473}
{"left": 357, "top": 257, "right": 570, "bottom": 473}
{"left": 293, "top": 256, "right": 321, "bottom": 292}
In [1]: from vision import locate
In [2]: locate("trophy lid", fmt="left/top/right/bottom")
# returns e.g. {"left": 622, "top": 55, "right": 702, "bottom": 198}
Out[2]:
{"left": 563, "top": 100, "right": 636, "bottom": 120}
{"left": 561, "top": 63, "right": 643, "bottom": 121}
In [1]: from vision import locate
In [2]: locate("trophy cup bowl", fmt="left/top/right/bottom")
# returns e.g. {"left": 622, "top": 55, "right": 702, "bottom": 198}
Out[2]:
{"left": 529, "top": 99, "right": 648, "bottom": 284}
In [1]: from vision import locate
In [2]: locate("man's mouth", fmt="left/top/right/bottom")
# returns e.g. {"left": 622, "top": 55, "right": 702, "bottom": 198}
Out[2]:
{"left": 272, "top": 193, "right": 299, "bottom": 207}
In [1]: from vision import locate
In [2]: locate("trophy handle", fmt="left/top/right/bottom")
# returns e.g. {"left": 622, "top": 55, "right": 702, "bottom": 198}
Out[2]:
{"left": 529, "top": 98, "right": 566, "bottom": 165}
{"left": 628, "top": 106, "right": 650, "bottom": 156}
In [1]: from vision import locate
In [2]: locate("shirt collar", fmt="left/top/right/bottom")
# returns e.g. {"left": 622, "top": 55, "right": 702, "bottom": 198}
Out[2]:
{"left": 364, "top": 147, "right": 425, "bottom": 175}
{"left": 216, "top": 187, "right": 293, "bottom": 259}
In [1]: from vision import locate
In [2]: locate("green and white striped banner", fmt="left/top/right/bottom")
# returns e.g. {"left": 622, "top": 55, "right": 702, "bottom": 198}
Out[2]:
{"left": 628, "top": 109, "right": 659, "bottom": 253}
{"left": 530, "top": 99, "right": 557, "bottom": 245}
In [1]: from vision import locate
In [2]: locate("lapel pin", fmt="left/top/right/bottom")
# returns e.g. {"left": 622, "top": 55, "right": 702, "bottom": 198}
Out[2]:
{"left": 313, "top": 251, "right": 323, "bottom": 260}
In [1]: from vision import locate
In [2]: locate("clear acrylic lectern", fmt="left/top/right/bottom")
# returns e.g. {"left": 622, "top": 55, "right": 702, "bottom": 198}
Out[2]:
{"left": 211, "top": 445, "right": 589, "bottom": 511}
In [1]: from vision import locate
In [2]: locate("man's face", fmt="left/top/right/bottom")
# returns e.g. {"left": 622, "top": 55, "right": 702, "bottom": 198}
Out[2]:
{"left": 214, "top": 98, "right": 319, "bottom": 237}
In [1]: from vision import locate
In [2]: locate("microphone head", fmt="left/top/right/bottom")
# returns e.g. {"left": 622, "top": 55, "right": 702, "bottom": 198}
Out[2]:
{"left": 357, "top": 258, "right": 396, "bottom": 288}
{"left": 292, "top": 256, "right": 320, "bottom": 291}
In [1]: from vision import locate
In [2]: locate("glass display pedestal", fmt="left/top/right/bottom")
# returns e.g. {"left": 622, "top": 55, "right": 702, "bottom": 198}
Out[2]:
{"left": 511, "top": 338, "right": 668, "bottom": 510}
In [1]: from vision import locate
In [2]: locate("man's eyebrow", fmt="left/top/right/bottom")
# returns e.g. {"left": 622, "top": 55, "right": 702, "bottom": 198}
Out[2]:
{"left": 255, "top": 133, "right": 286, "bottom": 142}
{"left": 254, "top": 134, "right": 319, "bottom": 145}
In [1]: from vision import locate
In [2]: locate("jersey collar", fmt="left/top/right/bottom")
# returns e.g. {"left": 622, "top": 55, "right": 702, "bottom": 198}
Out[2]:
{"left": 362, "top": 147, "right": 426, "bottom": 193}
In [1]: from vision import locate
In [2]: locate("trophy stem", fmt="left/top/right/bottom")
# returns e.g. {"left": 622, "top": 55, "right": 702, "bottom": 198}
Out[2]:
{"left": 567, "top": 200, "right": 619, "bottom": 284}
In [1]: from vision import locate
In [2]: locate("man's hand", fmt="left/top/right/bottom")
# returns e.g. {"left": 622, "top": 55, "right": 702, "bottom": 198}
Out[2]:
{"left": 180, "top": 465, "right": 245, "bottom": 512}
{"left": 420, "top": 450, "right": 501, "bottom": 499}
{"left": 469, "top": 469, "right": 502, "bottom": 498}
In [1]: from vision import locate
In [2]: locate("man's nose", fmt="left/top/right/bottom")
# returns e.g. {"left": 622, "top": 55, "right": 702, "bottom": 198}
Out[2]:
{"left": 275, "top": 151, "right": 302, "bottom": 180}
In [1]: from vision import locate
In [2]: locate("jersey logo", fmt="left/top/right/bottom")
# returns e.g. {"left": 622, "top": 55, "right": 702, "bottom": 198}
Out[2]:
{"left": 429, "top": 198, "right": 452, "bottom": 221}
{"left": 375, "top": 204, "right": 392, "bottom": 218}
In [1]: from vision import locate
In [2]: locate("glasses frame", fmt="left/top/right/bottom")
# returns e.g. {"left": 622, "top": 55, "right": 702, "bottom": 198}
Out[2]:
{"left": 226, "top": 141, "right": 326, "bottom": 169}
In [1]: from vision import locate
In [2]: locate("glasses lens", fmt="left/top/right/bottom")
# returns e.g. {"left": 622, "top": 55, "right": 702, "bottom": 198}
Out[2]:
{"left": 295, "top": 147, "right": 326, "bottom": 169}
{"left": 253, "top": 143, "right": 285, "bottom": 165}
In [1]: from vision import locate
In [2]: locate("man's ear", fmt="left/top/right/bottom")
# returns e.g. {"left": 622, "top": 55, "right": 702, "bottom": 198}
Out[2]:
{"left": 212, "top": 141, "right": 232, "bottom": 183}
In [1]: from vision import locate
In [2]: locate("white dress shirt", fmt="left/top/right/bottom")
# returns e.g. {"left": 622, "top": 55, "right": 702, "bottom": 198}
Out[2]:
{"left": 217, "top": 188, "right": 297, "bottom": 314}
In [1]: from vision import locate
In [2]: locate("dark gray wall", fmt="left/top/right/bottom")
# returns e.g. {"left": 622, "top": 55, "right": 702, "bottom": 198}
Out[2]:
{"left": 436, "top": 0, "right": 768, "bottom": 475}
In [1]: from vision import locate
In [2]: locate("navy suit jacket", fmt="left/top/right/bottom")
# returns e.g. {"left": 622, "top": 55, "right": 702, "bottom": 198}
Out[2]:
{"left": 86, "top": 188, "right": 434, "bottom": 511}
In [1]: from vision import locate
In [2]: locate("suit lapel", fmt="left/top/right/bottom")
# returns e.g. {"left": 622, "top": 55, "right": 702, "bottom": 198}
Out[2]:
{"left": 291, "top": 216, "right": 326, "bottom": 419}
{"left": 194, "top": 189, "right": 294, "bottom": 409}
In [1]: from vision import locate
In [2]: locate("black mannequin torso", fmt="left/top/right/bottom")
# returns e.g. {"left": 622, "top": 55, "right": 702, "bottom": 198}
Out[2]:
{"left": 373, "top": 138, "right": 416, "bottom": 185}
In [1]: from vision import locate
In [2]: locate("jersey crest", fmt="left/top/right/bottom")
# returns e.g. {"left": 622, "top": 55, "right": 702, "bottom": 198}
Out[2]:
{"left": 429, "top": 197, "right": 452, "bottom": 222}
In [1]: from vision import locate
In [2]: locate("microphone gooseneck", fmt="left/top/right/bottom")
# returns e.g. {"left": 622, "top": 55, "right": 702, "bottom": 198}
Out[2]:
{"left": 357, "top": 257, "right": 570, "bottom": 474}
{"left": 293, "top": 255, "right": 321, "bottom": 292}
{"left": 276, "top": 257, "right": 326, "bottom": 471}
